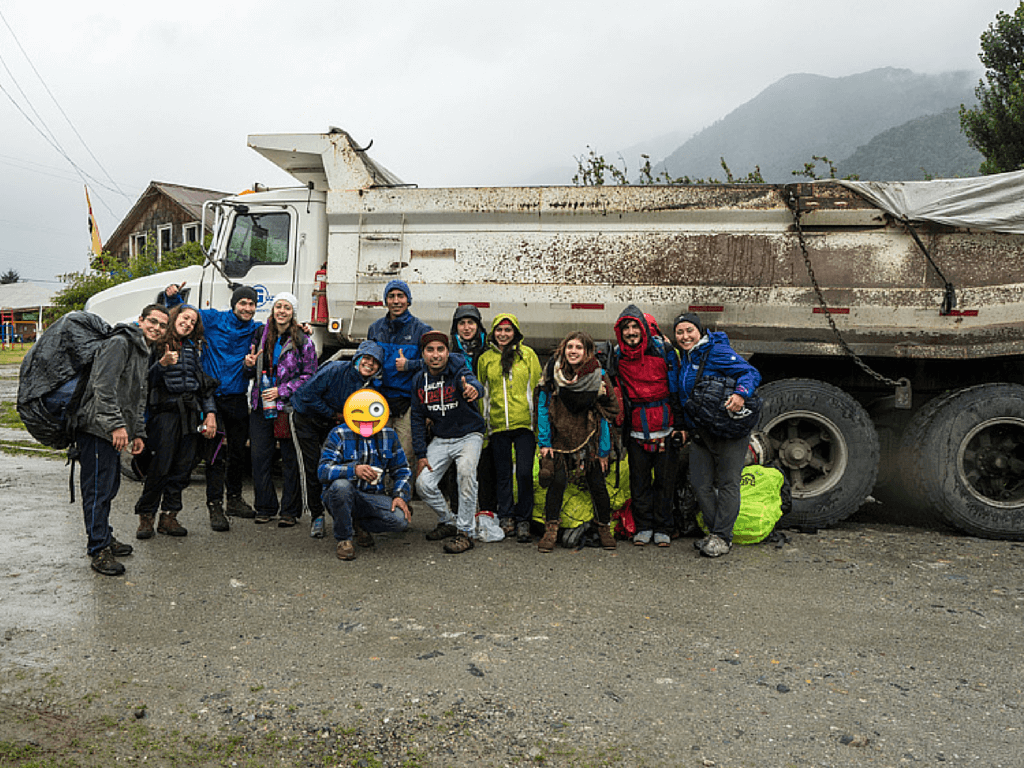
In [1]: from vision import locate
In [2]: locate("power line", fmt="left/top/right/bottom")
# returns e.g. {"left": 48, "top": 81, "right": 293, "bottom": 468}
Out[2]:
{"left": 0, "top": 7, "right": 128, "bottom": 199}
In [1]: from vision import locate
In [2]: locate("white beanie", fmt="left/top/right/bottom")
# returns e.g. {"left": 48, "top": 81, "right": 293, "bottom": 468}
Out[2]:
{"left": 273, "top": 292, "right": 299, "bottom": 311}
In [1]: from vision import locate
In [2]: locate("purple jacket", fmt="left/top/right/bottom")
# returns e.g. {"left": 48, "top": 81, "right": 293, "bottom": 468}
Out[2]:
{"left": 247, "top": 325, "right": 318, "bottom": 411}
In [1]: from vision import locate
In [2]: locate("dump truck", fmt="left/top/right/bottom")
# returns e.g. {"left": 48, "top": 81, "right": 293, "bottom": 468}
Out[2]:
{"left": 85, "top": 128, "right": 1024, "bottom": 540}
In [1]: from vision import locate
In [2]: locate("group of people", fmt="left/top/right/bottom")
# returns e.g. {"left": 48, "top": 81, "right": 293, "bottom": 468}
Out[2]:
{"left": 72, "top": 277, "right": 760, "bottom": 575}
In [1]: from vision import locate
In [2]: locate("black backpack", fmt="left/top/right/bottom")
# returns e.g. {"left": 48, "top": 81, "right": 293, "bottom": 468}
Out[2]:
{"left": 17, "top": 311, "right": 116, "bottom": 450}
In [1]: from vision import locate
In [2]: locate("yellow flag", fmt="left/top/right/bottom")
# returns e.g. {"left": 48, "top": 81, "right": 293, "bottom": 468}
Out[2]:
{"left": 85, "top": 186, "right": 102, "bottom": 258}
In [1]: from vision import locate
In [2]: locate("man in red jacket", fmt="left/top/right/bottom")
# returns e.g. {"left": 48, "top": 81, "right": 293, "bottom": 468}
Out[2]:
{"left": 612, "top": 305, "right": 677, "bottom": 548}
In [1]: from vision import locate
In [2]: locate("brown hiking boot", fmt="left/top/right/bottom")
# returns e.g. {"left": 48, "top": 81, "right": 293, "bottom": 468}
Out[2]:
{"left": 208, "top": 502, "right": 230, "bottom": 532}
{"left": 426, "top": 522, "right": 457, "bottom": 541}
{"left": 597, "top": 523, "right": 617, "bottom": 551}
{"left": 157, "top": 512, "right": 188, "bottom": 537}
{"left": 353, "top": 523, "right": 375, "bottom": 548}
{"left": 443, "top": 532, "right": 475, "bottom": 554}
{"left": 336, "top": 540, "right": 356, "bottom": 561}
{"left": 537, "top": 521, "right": 559, "bottom": 553}
{"left": 136, "top": 513, "right": 155, "bottom": 540}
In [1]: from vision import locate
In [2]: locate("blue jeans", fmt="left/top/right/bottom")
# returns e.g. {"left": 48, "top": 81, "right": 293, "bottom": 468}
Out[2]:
{"left": 324, "top": 479, "right": 409, "bottom": 541}
{"left": 415, "top": 432, "right": 484, "bottom": 534}
{"left": 491, "top": 428, "right": 536, "bottom": 523}
{"left": 77, "top": 431, "right": 121, "bottom": 556}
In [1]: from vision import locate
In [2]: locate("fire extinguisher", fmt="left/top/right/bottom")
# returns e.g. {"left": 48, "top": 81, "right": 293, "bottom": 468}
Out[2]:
{"left": 311, "top": 264, "right": 328, "bottom": 324}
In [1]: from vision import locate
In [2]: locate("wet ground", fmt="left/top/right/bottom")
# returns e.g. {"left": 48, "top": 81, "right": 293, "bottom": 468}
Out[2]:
{"left": 2, "top": 361, "right": 1023, "bottom": 767}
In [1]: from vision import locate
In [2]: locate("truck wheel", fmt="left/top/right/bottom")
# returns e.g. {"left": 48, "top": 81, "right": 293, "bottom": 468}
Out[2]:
{"left": 901, "top": 384, "right": 1024, "bottom": 540}
{"left": 758, "top": 378, "right": 879, "bottom": 529}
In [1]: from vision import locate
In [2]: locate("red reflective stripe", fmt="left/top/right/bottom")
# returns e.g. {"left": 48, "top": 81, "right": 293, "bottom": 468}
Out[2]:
{"left": 458, "top": 302, "right": 491, "bottom": 308}
{"left": 946, "top": 309, "right": 979, "bottom": 317}
{"left": 571, "top": 303, "right": 604, "bottom": 310}
{"left": 812, "top": 307, "right": 850, "bottom": 314}
{"left": 688, "top": 305, "right": 723, "bottom": 313}
{"left": 356, "top": 300, "right": 384, "bottom": 307}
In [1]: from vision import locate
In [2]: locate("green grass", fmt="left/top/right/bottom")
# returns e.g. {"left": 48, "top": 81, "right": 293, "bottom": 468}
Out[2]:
{"left": 0, "top": 347, "right": 29, "bottom": 366}
{"left": 1, "top": 402, "right": 24, "bottom": 428}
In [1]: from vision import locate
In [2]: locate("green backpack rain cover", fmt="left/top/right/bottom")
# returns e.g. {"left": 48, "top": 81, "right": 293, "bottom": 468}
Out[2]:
{"left": 697, "top": 464, "right": 785, "bottom": 544}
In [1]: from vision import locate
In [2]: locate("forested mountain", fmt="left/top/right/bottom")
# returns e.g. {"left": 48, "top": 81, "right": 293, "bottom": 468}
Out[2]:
{"left": 839, "top": 108, "right": 984, "bottom": 180}
{"left": 652, "top": 68, "right": 978, "bottom": 183}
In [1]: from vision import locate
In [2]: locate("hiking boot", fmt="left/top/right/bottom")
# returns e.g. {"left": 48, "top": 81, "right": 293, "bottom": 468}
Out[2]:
{"left": 694, "top": 535, "right": 711, "bottom": 551}
{"left": 654, "top": 532, "right": 671, "bottom": 548}
{"left": 136, "top": 513, "right": 155, "bottom": 540}
{"left": 443, "top": 532, "right": 475, "bottom": 554}
{"left": 633, "top": 529, "right": 653, "bottom": 546}
{"left": 225, "top": 495, "right": 256, "bottom": 518}
{"left": 426, "top": 522, "right": 458, "bottom": 541}
{"left": 701, "top": 534, "right": 732, "bottom": 558}
{"left": 537, "top": 521, "right": 559, "bottom": 553}
{"left": 208, "top": 502, "right": 230, "bottom": 532}
{"left": 597, "top": 522, "right": 617, "bottom": 551}
{"left": 336, "top": 540, "right": 356, "bottom": 561}
{"left": 109, "top": 537, "right": 134, "bottom": 557}
{"left": 310, "top": 516, "right": 325, "bottom": 539}
{"left": 354, "top": 523, "right": 375, "bottom": 548}
{"left": 157, "top": 512, "right": 188, "bottom": 537}
{"left": 516, "top": 521, "right": 532, "bottom": 544}
{"left": 90, "top": 547, "right": 125, "bottom": 576}
{"left": 499, "top": 517, "right": 515, "bottom": 538}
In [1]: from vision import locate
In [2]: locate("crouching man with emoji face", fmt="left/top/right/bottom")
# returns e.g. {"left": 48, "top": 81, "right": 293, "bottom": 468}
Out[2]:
{"left": 317, "top": 389, "right": 413, "bottom": 561}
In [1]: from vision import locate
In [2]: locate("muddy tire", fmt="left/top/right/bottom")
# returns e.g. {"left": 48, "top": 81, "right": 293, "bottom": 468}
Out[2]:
{"left": 898, "top": 384, "right": 1024, "bottom": 540}
{"left": 758, "top": 378, "right": 879, "bottom": 529}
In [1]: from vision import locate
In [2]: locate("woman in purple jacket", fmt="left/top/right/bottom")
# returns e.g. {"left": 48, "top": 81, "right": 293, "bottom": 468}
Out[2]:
{"left": 244, "top": 292, "right": 318, "bottom": 526}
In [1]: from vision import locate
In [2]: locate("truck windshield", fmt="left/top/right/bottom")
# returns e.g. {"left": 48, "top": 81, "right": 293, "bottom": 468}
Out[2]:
{"left": 223, "top": 212, "right": 290, "bottom": 277}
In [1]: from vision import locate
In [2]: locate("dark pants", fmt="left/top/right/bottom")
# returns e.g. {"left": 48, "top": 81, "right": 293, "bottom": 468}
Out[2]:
{"left": 205, "top": 394, "right": 249, "bottom": 504}
{"left": 689, "top": 431, "right": 749, "bottom": 542}
{"left": 544, "top": 457, "right": 611, "bottom": 524}
{"left": 491, "top": 428, "right": 536, "bottom": 523}
{"left": 292, "top": 410, "right": 329, "bottom": 519}
{"left": 250, "top": 411, "right": 301, "bottom": 519}
{"left": 626, "top": 438, "right": 676, "bottom": 535}
{"left": 135, "top": 409, "right": 196, "bottom": 516}
{"left": 78, "top": 431, "right": 121, "bottom": 556}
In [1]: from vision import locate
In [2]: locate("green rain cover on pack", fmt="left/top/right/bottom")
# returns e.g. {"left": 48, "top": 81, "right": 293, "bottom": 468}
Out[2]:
{"left": 697, "top": 464, "right": 785, "bottom": 544}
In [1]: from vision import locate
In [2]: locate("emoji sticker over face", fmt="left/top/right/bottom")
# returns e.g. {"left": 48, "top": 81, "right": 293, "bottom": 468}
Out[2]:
{"left": 343, "top": 389, "right": 390, "bottom": 438}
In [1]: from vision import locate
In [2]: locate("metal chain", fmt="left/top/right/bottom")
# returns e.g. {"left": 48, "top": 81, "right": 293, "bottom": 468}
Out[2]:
{"left": 787, "top": 191, "right": 909, "bottom": 393}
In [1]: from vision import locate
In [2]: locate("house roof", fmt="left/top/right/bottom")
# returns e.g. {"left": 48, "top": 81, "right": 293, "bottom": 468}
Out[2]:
{"left": 0, "top": 281, "right": 54, "bottom": 310}
{"left": 104, "top": 181, "right": 230, "bottom": 251}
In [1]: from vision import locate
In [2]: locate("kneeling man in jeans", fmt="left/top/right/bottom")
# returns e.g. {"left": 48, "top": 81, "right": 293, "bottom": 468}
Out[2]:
{"left": 318, "top": 389, "right": 412, "bottom": 561}
{"left": 411, "top": 331, "right": 485, "bottom": 554}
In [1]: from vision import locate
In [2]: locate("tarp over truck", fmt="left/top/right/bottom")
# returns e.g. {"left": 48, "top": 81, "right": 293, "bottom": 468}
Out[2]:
{"left": 840, "top": 170, "right": 1024, "bottom": 235}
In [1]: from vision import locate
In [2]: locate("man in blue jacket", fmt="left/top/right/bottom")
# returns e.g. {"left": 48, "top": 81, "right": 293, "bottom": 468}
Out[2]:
{"left": 166, "top": 283, "right": 261, "bottom": 531}
{"left": 290, "top": 340, "right": 384, "bottom": 539}
{"left": 366, "top": 279, "right": 431, "bottom": 467}
{"left": 411, "top": 331, "right": 485, "bottom": 554}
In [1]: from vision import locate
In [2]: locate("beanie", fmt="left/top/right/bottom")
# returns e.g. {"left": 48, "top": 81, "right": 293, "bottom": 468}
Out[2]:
{"left": 273, "top": 292, "right": 299, "bottom": 312}
{"left": 231, "top": 285, "right": 258, "bottom": 310}
{"left": 383, "top": 279, "right": 412, "bottom": 304}
{"left": 673, "top": 312, "right": 704, "bottom": 338}
{"left": 419, "top": 330, "right": 449, "bottom": 351}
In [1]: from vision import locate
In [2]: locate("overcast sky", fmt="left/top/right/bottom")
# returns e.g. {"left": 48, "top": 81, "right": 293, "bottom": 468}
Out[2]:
{"left": 0, "top": 0, "right": 1013, "bottom": 287}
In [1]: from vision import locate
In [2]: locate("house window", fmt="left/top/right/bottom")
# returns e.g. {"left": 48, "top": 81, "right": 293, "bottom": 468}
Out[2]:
{"left": 183, "top": 223, "right": 200, "bottom": 244}
{"left": 131, "top": 232, "right": 148, "bottom": 258}
{"left": 157, "top": 225, "right": 173, "bottom": 262}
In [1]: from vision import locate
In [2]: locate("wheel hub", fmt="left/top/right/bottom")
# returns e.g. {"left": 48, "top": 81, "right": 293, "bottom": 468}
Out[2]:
{"left": 780, "top": 439, "right": 812, "bottom": 468}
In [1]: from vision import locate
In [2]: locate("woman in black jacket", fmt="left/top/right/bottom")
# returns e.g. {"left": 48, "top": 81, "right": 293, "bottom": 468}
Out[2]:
{"left": 134, "top": 305, "right": 218, "bottom": 539}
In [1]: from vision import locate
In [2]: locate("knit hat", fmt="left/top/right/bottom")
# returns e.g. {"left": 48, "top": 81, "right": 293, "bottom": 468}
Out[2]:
{"left": 419, "top": 330, "right": 449, "bottom": 351}
{"left": 673, "top": 312, "right": 704, "bottom": 338}
{"left": 383, "top": 279, "right": 412, "bottom": 304}
{"left": 231, "top": 285, "right": 258, "bottom": 310}
{"left": 273, "top": 292, "right": 299, "bottom": 312}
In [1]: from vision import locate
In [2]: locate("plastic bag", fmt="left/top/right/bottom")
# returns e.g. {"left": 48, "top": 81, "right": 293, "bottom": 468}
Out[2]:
{"left": 472, "top": 510, "right": 505, "bottom": 542}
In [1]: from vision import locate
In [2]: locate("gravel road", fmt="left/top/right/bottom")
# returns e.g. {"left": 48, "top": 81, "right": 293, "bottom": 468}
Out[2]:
{"left": 2, "top": 362, "right": 1022, "bottom": 767}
